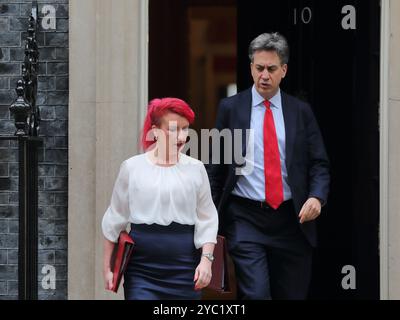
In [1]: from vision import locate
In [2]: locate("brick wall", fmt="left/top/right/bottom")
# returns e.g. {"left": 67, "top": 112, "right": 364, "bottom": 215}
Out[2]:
{"left": 0, "top": 0, "right": 68, "bottom": 300}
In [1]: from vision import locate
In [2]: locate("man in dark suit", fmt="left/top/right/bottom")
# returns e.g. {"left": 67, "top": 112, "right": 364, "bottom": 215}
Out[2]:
{"left": 207, "top": 32, "right": 330, "bottom": 299}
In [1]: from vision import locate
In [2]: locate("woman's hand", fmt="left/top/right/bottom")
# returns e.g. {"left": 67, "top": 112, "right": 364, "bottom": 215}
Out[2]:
{"left": 103, "top": 238, "right": 116, "bottom": 291}
{"left": 104, "top": 268, "right": 114, "bottom": 291}
{"left": 194, "top": 258, "right": 212, "bottom": 290}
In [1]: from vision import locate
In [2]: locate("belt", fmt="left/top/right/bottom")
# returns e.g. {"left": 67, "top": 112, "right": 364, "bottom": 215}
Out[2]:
{"left": 230, "top": 195, "right": 292, "bottom": 211}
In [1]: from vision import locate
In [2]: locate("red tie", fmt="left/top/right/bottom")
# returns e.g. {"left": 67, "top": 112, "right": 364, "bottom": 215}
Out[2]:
{"left": 263, "top": 100, "right": 284, "bottom": 209}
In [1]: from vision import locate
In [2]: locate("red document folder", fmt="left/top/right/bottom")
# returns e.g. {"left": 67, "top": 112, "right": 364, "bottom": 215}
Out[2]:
{"left": 207, "top": 235, "right": 232, "bottom": 293}
{"left": 110, "top": 231, "right": 135, "bottom": 293}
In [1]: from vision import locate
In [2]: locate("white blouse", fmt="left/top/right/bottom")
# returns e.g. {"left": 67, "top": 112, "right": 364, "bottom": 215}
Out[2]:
{"left": 101, "top": 152, "right": 218, "bottom": 249}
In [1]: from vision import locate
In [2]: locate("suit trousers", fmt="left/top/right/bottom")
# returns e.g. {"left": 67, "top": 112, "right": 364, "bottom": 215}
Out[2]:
{"left": 224, "top": 195, "right": 313, "bottom": 300}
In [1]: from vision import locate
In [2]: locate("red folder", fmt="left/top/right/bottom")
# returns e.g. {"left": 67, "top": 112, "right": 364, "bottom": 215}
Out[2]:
{"left": 110, "top": 231, "right": 135, "bottom": 293}
{"left": 207, "top": 235, "right": 232, "bottom": 293}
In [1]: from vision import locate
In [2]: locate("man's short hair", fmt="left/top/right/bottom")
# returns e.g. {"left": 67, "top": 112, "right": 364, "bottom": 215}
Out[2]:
{"left": 248, "top": 32, "right": 290, "bottom": 65}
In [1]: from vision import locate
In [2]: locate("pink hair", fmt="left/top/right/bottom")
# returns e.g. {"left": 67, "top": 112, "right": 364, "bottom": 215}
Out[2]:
{"left": 141, "top": 97, "right": 195, "bottom": 151}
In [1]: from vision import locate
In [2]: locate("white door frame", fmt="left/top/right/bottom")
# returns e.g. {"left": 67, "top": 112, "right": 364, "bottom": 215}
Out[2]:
{"left": 379, "top": 0, "right": 390, "bottom": 300}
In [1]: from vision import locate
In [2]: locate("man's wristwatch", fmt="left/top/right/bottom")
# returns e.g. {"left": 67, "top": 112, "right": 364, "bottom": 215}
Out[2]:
{"left": 201, "top": 253, "right": 215, "bottom": 262}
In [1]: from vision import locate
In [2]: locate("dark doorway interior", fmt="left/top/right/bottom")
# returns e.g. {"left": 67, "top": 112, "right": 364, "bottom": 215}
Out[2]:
{"left": 149, "top": 0, "right": 237, "bottom": 132}
{"left": 149, "top": 0, "right": 380, "bottom": 299}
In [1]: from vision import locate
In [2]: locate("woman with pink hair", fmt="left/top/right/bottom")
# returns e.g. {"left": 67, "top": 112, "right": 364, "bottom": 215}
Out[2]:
{"left": 101, "top": 98, "right": 218, "bottom": 300}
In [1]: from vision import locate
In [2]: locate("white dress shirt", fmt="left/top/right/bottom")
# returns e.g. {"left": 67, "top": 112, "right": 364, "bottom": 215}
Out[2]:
{"left": 232, "top": 86, "right": 292, "bottom": 201}
{"left": 101, "top": 152, "right": 218, "bottom": 249}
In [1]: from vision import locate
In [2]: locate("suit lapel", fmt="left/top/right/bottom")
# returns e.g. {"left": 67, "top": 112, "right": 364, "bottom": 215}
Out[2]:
{"left": 233, "top": 88, "right": 252, "bottom": 158}
{"left": 281, "top": 91, "right": 297, "bottom": 170}
{"left": 232, "top": 89, "right": 297, "bottom": 168}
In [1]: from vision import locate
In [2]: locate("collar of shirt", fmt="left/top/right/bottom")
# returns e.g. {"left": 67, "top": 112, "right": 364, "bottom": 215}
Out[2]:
{"left": 251, "top": 85, "right": 282, "bottom": 110}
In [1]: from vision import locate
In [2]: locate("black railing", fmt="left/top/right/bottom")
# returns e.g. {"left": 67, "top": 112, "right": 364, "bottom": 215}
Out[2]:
{"left": 2, "top": 1, "right": 42, "bottom": 300}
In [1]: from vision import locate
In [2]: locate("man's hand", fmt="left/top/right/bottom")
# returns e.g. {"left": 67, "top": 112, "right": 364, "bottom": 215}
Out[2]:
{"left": 298, "top": 197, "right": 322, "bottom": 224}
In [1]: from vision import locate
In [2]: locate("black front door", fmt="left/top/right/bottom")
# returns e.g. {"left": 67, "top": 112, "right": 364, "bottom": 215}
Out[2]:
{"left": 237, "top": 0, "right": 380, "bottom": 299}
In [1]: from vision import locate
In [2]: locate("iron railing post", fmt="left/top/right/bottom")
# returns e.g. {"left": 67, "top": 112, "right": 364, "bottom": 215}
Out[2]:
{"left": 9, "top": 1, "right": 42, "bottom": 300}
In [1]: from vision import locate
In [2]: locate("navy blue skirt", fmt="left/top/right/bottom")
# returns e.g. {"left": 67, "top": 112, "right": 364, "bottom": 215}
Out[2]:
{"left": 123, "top": 222, "right": 202, "bottom": 300}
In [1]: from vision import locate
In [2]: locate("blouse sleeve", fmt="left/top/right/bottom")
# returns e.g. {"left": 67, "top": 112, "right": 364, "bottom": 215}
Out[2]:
{"left": 101, "top": 160, "right": 130, "bottom": 243}
{"left": 194, "top": 163, "right": 219, "bottom": 249}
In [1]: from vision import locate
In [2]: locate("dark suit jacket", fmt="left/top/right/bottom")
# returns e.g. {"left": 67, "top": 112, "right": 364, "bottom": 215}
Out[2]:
{"left": 206, "top": 88, "right": 330, "bottom": 247}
